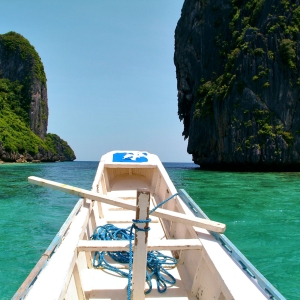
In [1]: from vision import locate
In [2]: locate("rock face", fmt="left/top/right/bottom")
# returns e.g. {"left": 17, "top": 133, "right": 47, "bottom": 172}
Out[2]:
{"left": 0, "top": 31, "right": 76, "bottom": 162}
{"left": 0, "top": 31, "right": 48, "bottom": 139}
{"left": 174, "top": 0, "right": 300, "bottom": 170}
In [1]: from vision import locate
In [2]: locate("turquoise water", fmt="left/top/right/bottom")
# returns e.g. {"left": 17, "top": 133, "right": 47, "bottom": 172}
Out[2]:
{"left": 0, "top": 162, "right": 299, "bottom": 299}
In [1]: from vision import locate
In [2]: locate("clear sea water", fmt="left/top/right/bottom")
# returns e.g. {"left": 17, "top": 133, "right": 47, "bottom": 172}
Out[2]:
{"left": 0, "top": 161, "right": 299, "bottom": 299}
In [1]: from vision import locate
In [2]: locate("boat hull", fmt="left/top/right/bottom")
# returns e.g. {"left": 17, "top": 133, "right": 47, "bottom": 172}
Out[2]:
{"left": 13, "top": 151, "right": 285, "bottom": 300}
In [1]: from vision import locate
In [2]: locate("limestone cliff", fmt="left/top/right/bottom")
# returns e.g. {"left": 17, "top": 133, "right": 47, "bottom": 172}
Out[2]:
{"left": 174, "top": 0, "right": 300, "bottom": 170}
{"left": 0, "top": 32, "right": 75, "bottom": 162}
{"left": 0, "top": 31, "right": 48, "bottom": 139}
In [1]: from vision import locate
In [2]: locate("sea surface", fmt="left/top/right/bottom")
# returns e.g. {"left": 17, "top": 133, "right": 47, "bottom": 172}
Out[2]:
{"left": 0, "top": 161, "right": 299, "bottom": 299}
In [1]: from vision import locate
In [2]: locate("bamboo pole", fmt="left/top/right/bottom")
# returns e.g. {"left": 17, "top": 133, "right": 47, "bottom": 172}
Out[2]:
{"left": 28, "top": 176, "right": 226, "bottom": 233}
{"left": 131, "top": 190, "right": 150, "bottom": 299}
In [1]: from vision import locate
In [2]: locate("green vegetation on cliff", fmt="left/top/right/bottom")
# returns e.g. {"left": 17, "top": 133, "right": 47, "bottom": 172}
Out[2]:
{"left": 1, "top": 31, "right": 46, "bottom": 84}
{"left": 0, "top": 78, "right": 40, "bottom": 153}
{"left": 0, "top": 78, "right": 75, "bottom": 160}
{"left": 0, "top": 31, "right": 48, "bottom": 139}
{"left": 196, "top": 0, "right": 300, "bottom": 119}
{"left": 174, "top": 0, "right": 300, "bottom": 168}
{"left": 0, "top": 77, "right": 74, "bottom": 160}
{"left": 45, "top": 133, "right": 75, "bottom": 158}
{"left": 0, "top": 31, "right": 75, "bottom": 161}
{"left": 193, "top": 0, "right": 300, "bottom": 150}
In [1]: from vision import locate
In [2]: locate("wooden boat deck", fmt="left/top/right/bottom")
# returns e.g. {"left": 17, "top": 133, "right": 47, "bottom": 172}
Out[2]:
{"left": 78, "top": 224, "right": 193, "bottom": 299}
{"left": 78, "top": 190, "right": 195, "bottom": 300}
{"left": 78, "top": 190, "right": 196, "bottom": 300}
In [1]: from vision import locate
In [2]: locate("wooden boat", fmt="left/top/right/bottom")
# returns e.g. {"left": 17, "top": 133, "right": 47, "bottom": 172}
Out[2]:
{"left": 13, "top": 151, "right": 285, "bottom": 300}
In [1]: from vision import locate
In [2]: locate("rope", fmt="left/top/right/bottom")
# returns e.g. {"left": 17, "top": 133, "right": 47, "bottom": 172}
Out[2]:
{"left": 149, "top": 192, "right": 178, "bottom": 214}
{"left": 127, "top": 218, "right": 151, "bottom": 299}
{"left": 91, "top": 193, "right": 178, "bottom": 298}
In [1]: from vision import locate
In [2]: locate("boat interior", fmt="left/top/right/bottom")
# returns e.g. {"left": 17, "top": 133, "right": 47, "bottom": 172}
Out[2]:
{"left": 80, "top": 164, "right": 202, "bottom": 300}
{"left": 23, "top": 154, "right": 269, "bottom": 300}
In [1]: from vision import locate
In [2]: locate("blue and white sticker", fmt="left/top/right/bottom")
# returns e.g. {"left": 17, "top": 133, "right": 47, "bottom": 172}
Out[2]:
{"left": 113, "top": 152, "right": 148, "bottom": 163}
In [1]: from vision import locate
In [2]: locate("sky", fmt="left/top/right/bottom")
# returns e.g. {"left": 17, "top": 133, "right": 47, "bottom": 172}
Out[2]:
{"left": 1, "top": 1, "right": 192, "bottom": 162}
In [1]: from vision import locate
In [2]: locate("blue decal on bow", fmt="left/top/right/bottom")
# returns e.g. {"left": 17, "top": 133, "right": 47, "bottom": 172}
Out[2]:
{"left": 113, "top": 152, "right": 148, "bottom": 163}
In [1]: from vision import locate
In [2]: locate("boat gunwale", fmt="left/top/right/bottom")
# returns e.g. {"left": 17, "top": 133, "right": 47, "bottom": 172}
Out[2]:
{"left": 12, "top": 198, "right": 84, "bottom": 300}
{"left": 178, "top": 189, "right": 286, "bottom": 300}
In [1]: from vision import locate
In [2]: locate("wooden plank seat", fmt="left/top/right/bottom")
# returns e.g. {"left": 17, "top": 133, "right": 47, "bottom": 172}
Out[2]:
{"left": 77, "top": 239, "right": 202, "bottom": 252}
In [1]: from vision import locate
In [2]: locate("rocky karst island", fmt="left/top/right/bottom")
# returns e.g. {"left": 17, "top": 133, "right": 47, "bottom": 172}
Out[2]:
{"left": 175, "top": 0, "right": 300, "bottom": 170}
{"left": 0, "top": 31, "right": 75, "bottom": 163}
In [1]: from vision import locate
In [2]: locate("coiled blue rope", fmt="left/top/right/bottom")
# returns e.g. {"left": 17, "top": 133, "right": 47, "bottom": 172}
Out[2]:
{"left": 91, "top": 193, "right": 178, "bottom": 298}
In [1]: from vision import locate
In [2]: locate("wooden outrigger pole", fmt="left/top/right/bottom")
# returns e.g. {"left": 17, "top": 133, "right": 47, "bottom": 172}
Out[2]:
{"left": 28, "top": 176, "right": 226, "bottom": 233}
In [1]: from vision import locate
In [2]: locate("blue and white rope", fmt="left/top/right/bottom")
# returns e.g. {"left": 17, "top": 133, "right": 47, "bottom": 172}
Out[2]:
{"left": 90, "top": 193, "right": 178, "bottom": 298}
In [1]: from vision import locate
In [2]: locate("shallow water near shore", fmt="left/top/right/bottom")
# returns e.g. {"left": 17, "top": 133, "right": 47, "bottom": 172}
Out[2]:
{"left": 0, "top": 161, "right": 299, "bottom": 299}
